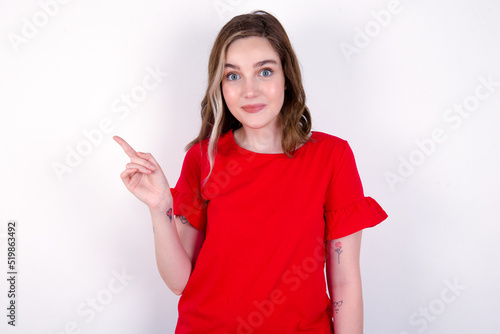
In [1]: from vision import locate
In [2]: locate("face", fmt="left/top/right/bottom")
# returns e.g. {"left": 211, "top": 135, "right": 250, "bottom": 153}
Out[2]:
{"left": 222, "top": 36, "right": 286, "bottom": 133}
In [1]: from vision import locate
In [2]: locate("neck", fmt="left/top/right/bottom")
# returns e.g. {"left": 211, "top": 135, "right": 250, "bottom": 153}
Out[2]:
{"left": 234, "top": 125, "right": 283, "bottom": 154}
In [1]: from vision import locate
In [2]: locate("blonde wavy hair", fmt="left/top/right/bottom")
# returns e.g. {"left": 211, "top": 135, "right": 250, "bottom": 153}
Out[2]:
{"left": 186, "top": 10, "right": 312, "bottom": 184}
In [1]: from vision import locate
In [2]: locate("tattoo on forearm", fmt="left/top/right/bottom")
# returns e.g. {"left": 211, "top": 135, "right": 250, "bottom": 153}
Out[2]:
{"left": 333, "top": 300, "right": 343, "bottom": 314}
{"left": 179, "top": 216, "right": 188, "bottom": 224}
{"left": 167, "top": 208, "right": 173, "bottom": 222}
{"left": 334, "top": 242, "right": 343, "bottom": 264}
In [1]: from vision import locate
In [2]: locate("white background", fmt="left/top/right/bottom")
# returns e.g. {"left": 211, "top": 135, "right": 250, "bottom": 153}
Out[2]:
{"left": 1, "top": 0, "right": 499, "bottom": 333}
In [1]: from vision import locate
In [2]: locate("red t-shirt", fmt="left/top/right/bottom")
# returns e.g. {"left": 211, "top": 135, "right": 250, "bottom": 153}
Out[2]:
{"left": 170, "top": 129, "right": 387, "bottom": 333}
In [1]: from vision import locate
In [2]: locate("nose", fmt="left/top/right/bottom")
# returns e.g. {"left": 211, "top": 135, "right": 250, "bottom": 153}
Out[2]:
{"left": 242, "top": 77, "right": 259, "bottom": 98}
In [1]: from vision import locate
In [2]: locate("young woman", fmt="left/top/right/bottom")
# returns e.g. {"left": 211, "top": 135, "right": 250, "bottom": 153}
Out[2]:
{"left": 114, "top": 10, "right": 387, "bottom": 334}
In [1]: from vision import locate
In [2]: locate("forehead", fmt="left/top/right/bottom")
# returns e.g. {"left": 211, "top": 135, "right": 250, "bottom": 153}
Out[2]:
{"left": 225, "top": 36, "right": 280, "bottom": 65}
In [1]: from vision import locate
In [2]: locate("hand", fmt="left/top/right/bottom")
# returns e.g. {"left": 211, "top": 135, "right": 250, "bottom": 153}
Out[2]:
{"left": 113, "top": 136, "right": 172, "bottom": 212}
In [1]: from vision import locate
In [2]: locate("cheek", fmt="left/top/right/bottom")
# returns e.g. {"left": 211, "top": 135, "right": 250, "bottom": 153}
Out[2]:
{"left": 267, "top": 80, "right": 285, "bottom": 103}
{"left": 222, "top": 84, "right": 239, "bottom": 106}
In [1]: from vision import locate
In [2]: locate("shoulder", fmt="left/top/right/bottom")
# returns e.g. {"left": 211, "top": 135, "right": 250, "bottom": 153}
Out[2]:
{"left": 188, "top": 131, "right": 232, "bottom": 153}
{"left": 185, "top": 141, "right": 202, "bottom": 158}
{"left": 302, "top": 132, "right": 357, "bottom": 171}
{"left": 308, "top": 131, "right": 349, "bottom": 154}
{"left": 183, "top": 139, "right": 207, "bottom": 167}
{"left": 183, "top": 131, "right": 232, "bottom": 163}
{"left": 311, "top": 131, "right": 346, "bottom": 144}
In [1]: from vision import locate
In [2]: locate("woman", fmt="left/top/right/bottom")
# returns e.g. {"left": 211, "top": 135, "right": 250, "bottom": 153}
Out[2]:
{"left": 114, "top": 10, "right": 387, "bottom": 333}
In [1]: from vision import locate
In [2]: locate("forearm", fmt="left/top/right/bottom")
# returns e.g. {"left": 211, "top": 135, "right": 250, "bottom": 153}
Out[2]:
{"left": 326, "top": 231, "right": 364, "bottom": 334}
{"left": 331, "top": 279, "right": 363, "bottom": 334}
{"left": 150, "top": 205, "right": 192, "bottom": 295}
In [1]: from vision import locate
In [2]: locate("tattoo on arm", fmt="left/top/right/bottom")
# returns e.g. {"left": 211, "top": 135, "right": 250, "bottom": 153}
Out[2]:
{"left": 333, "top": 300, "right": 343, "bottom": 314}
{"left": 167, "top": 208, "right": 173, "bottom": 222}
{"left": 334, "top": 242, "right": 343, "bottom": 264}
{"left": 179, "top": 216, "right": 188, "bottom": 224}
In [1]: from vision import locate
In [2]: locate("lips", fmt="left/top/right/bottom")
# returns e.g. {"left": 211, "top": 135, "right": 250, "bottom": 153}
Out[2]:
{"left": 241, "top": 104, "right": 266, "bottom": 113}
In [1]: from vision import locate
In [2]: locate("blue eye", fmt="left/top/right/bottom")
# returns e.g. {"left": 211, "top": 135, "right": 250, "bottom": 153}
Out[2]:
{"left": 260, "top": 69, "right": 272, "bottom": 77}
{"left": 227, "top": 73, "right": 240, "bottom": 81}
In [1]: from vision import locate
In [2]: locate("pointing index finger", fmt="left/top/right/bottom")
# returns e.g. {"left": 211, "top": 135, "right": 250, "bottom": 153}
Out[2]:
{"left": 113, "top": 136, "right": 137, "bottom": 157}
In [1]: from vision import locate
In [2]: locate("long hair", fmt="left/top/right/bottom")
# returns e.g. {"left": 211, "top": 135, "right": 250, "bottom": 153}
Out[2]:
{"left": 187, "top": 10, "right": 312, "bottom": 184}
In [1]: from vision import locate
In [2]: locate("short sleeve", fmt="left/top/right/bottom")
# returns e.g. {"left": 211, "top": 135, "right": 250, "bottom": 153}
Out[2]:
{"left": 170, "top": 143, "right": 208, "bottom": 233}
{"left": 324, "top": 141, "right": 388, "bottom": 240}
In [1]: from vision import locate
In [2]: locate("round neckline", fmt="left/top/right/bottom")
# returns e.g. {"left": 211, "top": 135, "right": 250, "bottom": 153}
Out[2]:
{"left": 229, "top": 129, "right": 315, "bottom": 156}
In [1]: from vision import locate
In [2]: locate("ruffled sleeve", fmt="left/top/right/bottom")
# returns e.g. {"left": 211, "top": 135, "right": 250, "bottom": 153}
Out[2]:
{"left": 170, "top": 143, "right": 208, "bottom": 233}
{"left": 324, "top": 141, "right": 387, "bottom": 240}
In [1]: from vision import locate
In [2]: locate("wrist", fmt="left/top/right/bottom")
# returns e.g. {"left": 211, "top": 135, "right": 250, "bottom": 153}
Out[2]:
{"left": 148, "top": 198, "right": 173, "bottom": 215}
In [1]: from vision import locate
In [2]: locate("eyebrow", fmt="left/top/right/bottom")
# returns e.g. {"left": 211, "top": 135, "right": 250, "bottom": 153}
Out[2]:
{"left": 224, "top": 59, "right": 278, "bottom": 70}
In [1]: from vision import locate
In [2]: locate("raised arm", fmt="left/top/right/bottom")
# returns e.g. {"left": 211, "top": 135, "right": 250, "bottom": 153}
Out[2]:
{"left": 113, "top": 136, "right": 203, "bottom": 295}
{"left": 326, "top": 230, "right": 363, "bottom": 334}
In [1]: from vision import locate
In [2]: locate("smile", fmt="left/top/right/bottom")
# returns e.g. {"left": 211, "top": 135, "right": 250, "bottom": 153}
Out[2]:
{"left": 241, "top": 104, "right": 266, "bottom": 113}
